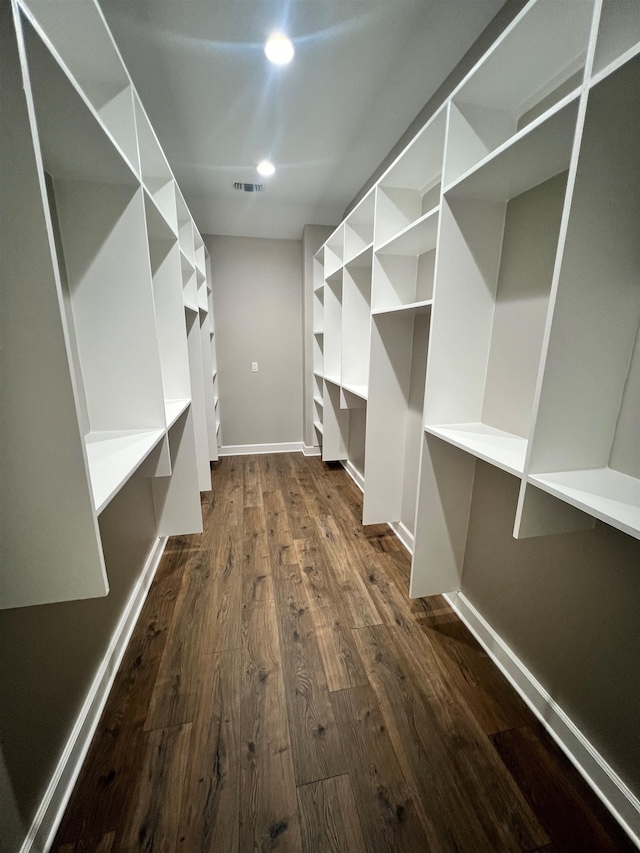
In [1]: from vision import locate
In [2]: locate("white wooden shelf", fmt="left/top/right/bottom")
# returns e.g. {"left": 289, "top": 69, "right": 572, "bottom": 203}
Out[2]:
{"left": 445, "top": 93, "right": 580, "bottom": 201}
{"left": 313, "top": 395, "right": 323, "bottom": 406}
{"left": 313, "top": 420, "right": 324, "bottom": 434}
{"left": 425, "top": 423, "right": 527, "bottom": 477}
{"left": 324, "top": 374, "right": 340, "bottom": 386}
{"left": 85, "top": 428, "right": 164, "bottom": 514}
{"left": 529, "top": 469, "right": 640, "bottom": 540}
{"left": 376, "top": 207, "right": 439, "bottom": 256}
{"left": 372, "top": 300, "right": 432, "bottom": 317}
{"left": 164, "top": 398, "right": 191, "bottom": 429}
{"left": 341, "top": 382, "right": 368, "bottom": 401}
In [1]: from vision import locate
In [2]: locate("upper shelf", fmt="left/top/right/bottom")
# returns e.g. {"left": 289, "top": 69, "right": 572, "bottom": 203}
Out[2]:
{"left": 376, "top": 207, "right": 439, "bottom": 256}
{"left": 425, "top": 422, "right": 528, "bottom": 477}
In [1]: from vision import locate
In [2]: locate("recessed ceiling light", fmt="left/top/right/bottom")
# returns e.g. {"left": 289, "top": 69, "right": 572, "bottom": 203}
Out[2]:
{"left": 264, "top": 33, "right": 294, "bottom": 65}
{"left": 256, "top": 160, "right": 276, "bottom": 177}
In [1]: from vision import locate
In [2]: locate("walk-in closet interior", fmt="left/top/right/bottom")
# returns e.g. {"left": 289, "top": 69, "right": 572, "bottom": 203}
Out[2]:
{"left": 1, "top": 0, "right": 639, "bottom": 850}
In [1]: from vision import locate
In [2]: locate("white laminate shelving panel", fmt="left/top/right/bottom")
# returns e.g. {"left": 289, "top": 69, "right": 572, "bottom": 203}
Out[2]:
{"left": 85, "top": 428, "right": 164, "bottom": 514}
{"left": 426, "top": 423, "right": 527, "bottom": 476}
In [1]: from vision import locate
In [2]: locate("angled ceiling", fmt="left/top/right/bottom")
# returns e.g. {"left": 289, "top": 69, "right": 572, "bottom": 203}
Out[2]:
{"left": 99, "top": 0, "right": 506, "bottom": 239}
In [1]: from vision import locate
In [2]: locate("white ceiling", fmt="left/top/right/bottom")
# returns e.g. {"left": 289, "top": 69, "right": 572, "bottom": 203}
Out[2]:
{"left": 99, "top": 0, "right": 506, "bottom": 239}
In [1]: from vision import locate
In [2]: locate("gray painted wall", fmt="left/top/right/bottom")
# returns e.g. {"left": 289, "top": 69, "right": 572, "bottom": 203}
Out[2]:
{"left": 205, "top": 235, "right": 304, "bottom": 448}
{"left": 462, "top": 463, "right": 640, "bottom": 793}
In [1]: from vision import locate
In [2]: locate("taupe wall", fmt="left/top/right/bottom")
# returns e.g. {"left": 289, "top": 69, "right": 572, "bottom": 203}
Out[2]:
{"left": 0, "top": 475, "right": 158, "bottom": 827}
{"left": 462, "top": 463, "right": 640, "bottom": 792}
{"left": 205, "top": 235, "right": 303, "bottom": 448}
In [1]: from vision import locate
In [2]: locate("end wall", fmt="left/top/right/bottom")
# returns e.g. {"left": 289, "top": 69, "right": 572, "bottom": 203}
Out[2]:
{"left": 205, "top": 235, "right": 303, "bottom": 450}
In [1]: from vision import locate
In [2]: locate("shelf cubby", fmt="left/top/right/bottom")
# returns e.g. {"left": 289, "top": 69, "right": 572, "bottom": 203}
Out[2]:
{"left": 342, "top": 247, "right": 372, "bottom": 398}
{"left": 19, "top": 0, "right": 140, "bottom": 176}
{"left": 134, "top": 95, "right": 177, "bottom": 232}
{"left": 373, "top": 207, "right": 438, "bottom": 311}
{"left": 323, "top": 270, "right": 343, "bottom": 385}
{"left": 313, "top": 247, "right": 324, "bottom": 292}
{"left": 592, "top": 0, "right": 640, "bottom": 81}
{"left": 445, "top": 0, "right": 594, "bottom": 186}
{"left": 424, "top": 104, "right": 573, "bottom": 474}
{"left": 374, "top": 107, "right": 446, "bottom": 247}
{"left": 144, "top": 197, "right": 191, "bottom": 423}
{"left": 194, "top": 230, "right": 206, "bottom": 274}
{"left": 324, "top": 224, "right": 344, "bottom": 277}
{"left": 181, "top": 252, "right": 198, "bottom": 313}
{"left": 363, "top": 306, "right": 429, "bottom": 526}
{"left": 185, "top": 308, "right": 211, "bottom": 490}
{"left": 176, "top": 188, "right": 195, "bottom": 264}
{"left": 343, "top": 189, "right": 375, "bottom": 264}
{"left": 516, "top": 55, "right": 640, "bottom": 541}
{"left": 199, "top": 310, "right": 218, "bottom": 461}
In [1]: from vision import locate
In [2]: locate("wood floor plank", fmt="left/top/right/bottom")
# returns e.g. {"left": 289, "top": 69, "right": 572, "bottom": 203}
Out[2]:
{"left": 297, "top": 774, "right": 367, "bottom": 853}
{"left": 242, "top": 504, "right": 273, "bottom": 603}
{"left": 145, "top": 554, "right": 218, "bottom": 730}
{"left": 281, "top": 475, "right": 315, "bottom": 540}
{"left": 202, "top": 526, "right": 243, "bottom": 653}
{"left": 293, "top": 535, "right": 368, "bottom": 692}
{"left": 491, "top": 725, "right": 637, "bottom": 852}
{"left": 54, "top": 569, "right": 184, "bottom": 844}
{"left": 57, "top": 833, "right": 116, "bottom": 853}
{"left": 313, "top": 515, "right": 381, "bottom": 628}
{"left": 240, "top": 598, "right": 302, "bottom": 851}
{"left": 330, "top": 684, "right": 431, "bottom": 853}
{"left": 263, "top": 488, "right": 297, "bottom": 568}
{"left": 120, "top": 722, "right": 192, "bottom": 853}
{"left": 176, "top": 650, "right": 241, "bottom": 853}
{"left": 353, "top": 623, "right": 549, "bottom": 853}
{"left": 243, "top": 455, "right": 263, "bottom": 508}
{"left": 258, "top": 454, "right": 281, "bottom": 493}
{"left": 271, "top": 559, "right": 346, "bottom": 785}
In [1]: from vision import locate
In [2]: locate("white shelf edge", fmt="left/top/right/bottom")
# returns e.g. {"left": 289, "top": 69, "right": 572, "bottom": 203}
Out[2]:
{"left": 372, "top": 299, "right": 433, "bottom": 317}
{"left": 313, "top": 420, "right": 324, "bottom": 434}
{"left": 424, "top": 422, "right": 527, "bottom": 477}
{"left": 374, "top": 205, "right": 440, "bottom": 254}
{"left": 313, "top": 370, "right": 324, "bottom": 379}
{"left": 313, "top": 329, "right": 324, "bottom": 336}
{"left": 164, "top": 398, "right": 190, "bottom": 429}
{"left": 313, "top": 282, "right": 324, "bottom": 293}
{"left": 341, "top": 382, "right": 368, "bottom": 401}
{"left": 442, "top": 86, "right": 582, "bottom": 196}
{"left": 184, "top": 301, "right": 198, "bottom": 313}
{"left": 528, "top": 469, "right": 640, "bottom": 540}
{"left": 313, "top": 395, "right": 323, "bottom": 406}
{"left": 344, "top": 240, "right": 374, "bottom": 268}
{"left": 85, "top": 428, "right": 165, "bottom": 515}
{"left": 591, "top": 43, "right": 640, "bottom": 90}
{"left": 142, "top": 185, "right": 178, "bottom": 240}
{"left": 324, "top": 374, "right": 341, "bottom": 386}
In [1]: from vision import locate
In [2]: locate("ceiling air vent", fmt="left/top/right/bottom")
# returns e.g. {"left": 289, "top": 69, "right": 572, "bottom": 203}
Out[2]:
{"left": 233, "top": 182, "right": 264, "bottom": 192}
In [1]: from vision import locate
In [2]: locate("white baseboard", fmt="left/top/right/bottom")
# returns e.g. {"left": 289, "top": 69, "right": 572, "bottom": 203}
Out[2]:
{"left": 387, "top": 520, "right": 414, "bottom": 554}
{"left": 302, "top": 443, "right": 321, "bottom": 457}
{"left": 342, "top": 459, "right": 365, "bottom": 492}
{"left": 444, "top": 591, "right": 640, "bottom": 848}
{"left": 219, "top": 441, "right": 305, "bottom": 456}
{"left": 21, "top": 537, "right": 167, "bottom": 853}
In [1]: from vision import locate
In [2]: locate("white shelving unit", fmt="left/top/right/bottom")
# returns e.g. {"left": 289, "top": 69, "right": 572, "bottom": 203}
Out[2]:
{"left": 312, "top": 0, "right": 639, "bottom": 606}
{"left": 1, "top": 0, "right": 219, "bottom": 609}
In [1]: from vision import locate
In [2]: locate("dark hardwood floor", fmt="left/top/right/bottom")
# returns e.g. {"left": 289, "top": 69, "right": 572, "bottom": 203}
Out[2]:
{"left": 52, "top": 454, "right": 634, "bottom": 852}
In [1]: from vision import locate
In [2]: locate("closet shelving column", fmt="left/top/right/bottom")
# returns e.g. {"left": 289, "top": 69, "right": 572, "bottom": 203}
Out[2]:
{"left": 312, "top": 247, "right": 325, "bottom": 444}
{"left": 206, "top": 249, "right": 221, "bottom": 458}
{"left": 517, "top": 40, "right": 640, "bottom": 540}
{"left": 322, "top": 225, "right": 349, "bottom": 461}
{"left": 177, "top": 189, "right": 211, "bottom": 491}
{"left": 411, "top": 0, "right": 597, "bottom": 596}
{"left": 362, "top": 108, "right": 445, "bottom": 530}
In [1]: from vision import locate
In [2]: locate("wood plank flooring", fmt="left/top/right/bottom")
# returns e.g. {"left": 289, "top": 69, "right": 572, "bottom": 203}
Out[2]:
{"left": 52, "top": 455, "right": 635, "bottom": 853}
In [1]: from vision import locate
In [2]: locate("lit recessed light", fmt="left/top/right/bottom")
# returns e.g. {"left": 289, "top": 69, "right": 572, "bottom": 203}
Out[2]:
{"left": 256, "top": 160, "right": 276, "bottom": 177}
{"left": 265, "top": 33, "right": 294, "bottom": 65}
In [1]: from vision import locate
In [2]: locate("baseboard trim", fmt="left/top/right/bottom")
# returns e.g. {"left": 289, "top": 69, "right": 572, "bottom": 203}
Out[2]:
{"left": 302, "top": 443, "right": 321, "bottom": 457}
{"left": 444, "top": 590, "right": 640, "bottom": 848}
{"left": 219, "top": 442, "right": 305, "bottom": 456}
{"left": 21, "top": 537, "right": 168, "bottom": 853}
{"left": 342, "top": 459, "right": 365, "bottom": 492}
{"left": 387, "top": 520, "right": 414, "bottom": 555}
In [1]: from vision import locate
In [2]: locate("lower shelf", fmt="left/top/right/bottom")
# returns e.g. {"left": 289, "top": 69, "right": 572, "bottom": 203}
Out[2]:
{"left": 425, "top": 422, "right": 527, "bottom": 476}
{"left": 341, "top": 382, "right": 368, "bottom": 401}
{"left": 164, "top": 398, "right": 191, "bottom": 429}
{"left": 314, "top": 420, "right": 324, "bottom": 434}
{"left": 529, "top": 467, "right": 640, "bottom": 540}
{"left": 85, "top": 428, "right": 165, "bottom": 514}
